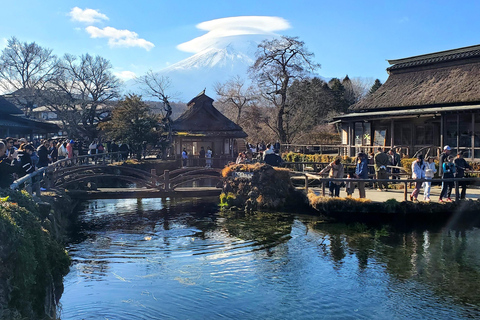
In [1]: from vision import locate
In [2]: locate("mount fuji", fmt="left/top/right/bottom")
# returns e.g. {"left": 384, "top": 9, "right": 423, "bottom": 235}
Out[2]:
{"left": 124, "top": 34, "right": 273, "bottom": 102}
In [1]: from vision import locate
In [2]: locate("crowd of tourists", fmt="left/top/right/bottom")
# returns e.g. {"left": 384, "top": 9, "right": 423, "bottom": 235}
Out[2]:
{"left": 409, "top": 145, "right": 472, "bottom": 202}
{"left": 0, "top": 136, "right": 131, "bottom": 188}
{"left": 235, "top": 142, "right": 283, "bottom": 167}
{"left": 320, "top": 145, "right": 473, "bottom": 202}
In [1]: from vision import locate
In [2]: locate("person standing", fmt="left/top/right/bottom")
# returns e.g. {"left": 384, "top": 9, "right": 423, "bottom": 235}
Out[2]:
{"left": 49, "top": 141, "right": 58, "bottom": 163}
{"left": 58, "top": 141, "right": 68, "bottom": 160}
{"left": 388, "top": 148, "right": 401, "bottom": 179}
{"left": 410, "top": 154, "right": 426, "bottom": 201}
{"left": 205, "top": 147, "right": 212, "bottom": 168}
{"left": 319, "top": 158, "right": 344, "bottom": 197}
{"left": 454, "top": 151, "right": 472, "bottom": 200}
{"left": 16, "top": 144, "right": 36, "bottom": 177}
{"left": 439, "top": 145, "right": 451, "bottom": 177}
{"left": 354, "top": 152, "right": 368, "bottom": 198}
{"left": 0, "top": 141, "right": 18, "bottom": 188}
{"left": 439, "top": 155, "right": 455, "bottom": 202}
{"left": 182, "top": 148, "right": 188, "bottom": 168}
{"left": 199, "top": 146, "right": 206, "bottom": 166}
{"left": 423, "top": 156, "right": 437, "bottom": 202}
{"left": 37, "top": 140, "right": 50, "bottom": 168}
{"left": 66, "top": 140, "right": 74, "bottom": 160}
{"left": 374, "top": 147, "right": 390, "bottom": 191}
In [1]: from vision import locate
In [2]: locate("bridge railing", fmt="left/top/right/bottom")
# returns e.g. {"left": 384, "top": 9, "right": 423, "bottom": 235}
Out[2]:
{"left": 10, "top": 151, "right": 127, "bottom": 195}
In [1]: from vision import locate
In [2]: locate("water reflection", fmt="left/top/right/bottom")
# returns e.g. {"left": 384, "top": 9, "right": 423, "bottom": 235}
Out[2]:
{"left": 59, "top": 198, "right": 480, "bottom": 319}
{"left": 310, "top": 222, "right": 480, "bottom": 309}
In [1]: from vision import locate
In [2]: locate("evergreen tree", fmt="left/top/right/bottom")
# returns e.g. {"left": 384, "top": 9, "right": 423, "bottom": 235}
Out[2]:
{"left": 342, "top": 75, "right": 356, "bottom": 106}
{"left": 369, "top": 79, "right": 383, "bottom": 95}
{"left": 99, "top": 94, "right": 160, "bottom": 160}
{"left": 328, "top": 78, "right": 349, "bottom": 113}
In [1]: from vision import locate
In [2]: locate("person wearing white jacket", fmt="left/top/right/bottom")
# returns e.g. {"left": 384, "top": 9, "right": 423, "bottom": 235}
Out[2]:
{"left": 410, "top": 154, "right": 426, "bottom": 201}
{"left": 423, "top": 156, "right": 437, "bottom": 202}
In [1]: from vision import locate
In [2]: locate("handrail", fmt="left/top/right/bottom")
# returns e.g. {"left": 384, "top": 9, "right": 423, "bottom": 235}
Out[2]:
{"left": 10, "top": 151, "right": 126, "bottom": 194}
{"left": 300, "top": 173, "right": 480, "bottom": 202}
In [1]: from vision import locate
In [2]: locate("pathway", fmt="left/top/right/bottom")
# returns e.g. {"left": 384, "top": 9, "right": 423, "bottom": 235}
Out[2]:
{"left": 309, "top": 186, "right": 480, "bottom": 203}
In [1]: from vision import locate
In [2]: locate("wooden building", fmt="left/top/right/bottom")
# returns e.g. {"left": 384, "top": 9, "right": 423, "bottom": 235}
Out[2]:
{"left": 335, "top": 44, "right": 480, "bottom": 159}
{"left": 0, "top": 96, "right": 59, "bottom": 139}
{"left": 171, "top": 91, "right": 247, "bottom": 158}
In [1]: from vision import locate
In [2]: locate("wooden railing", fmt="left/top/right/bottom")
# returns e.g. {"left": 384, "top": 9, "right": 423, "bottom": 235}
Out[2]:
{"left": 299, "top": 173, "right": 480, "bottom": 202}
{"left": 10, "top": 152, "right": 126, "bottom": 195}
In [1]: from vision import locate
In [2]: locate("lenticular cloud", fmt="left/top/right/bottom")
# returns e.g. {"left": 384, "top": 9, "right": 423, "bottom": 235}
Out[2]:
{"left": 177, "top": 16, "right": 291, "bottom": 53}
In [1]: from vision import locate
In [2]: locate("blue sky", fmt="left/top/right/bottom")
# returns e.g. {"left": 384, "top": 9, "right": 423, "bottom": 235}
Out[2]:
{"left": 2, "top": 0, "right": 480, "bottom": 84}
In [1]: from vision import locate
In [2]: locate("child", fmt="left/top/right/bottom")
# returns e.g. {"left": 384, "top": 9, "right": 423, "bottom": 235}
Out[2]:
{"left": 345, "top": 173, "right": 354, "bottom": 197}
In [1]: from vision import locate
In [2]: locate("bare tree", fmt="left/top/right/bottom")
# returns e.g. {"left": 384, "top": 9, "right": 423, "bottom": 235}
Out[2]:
{"left": 351, "top": 77, "right": 375, "bottom": 102}
{"left": 44, "top": 53, "right": 121, "bottom": 139}
{"left": 136, "top": 70, "right": 176, "bottom": 159}
{"left": 0, "top": 37, "right": 59, "bottom": 115}
{"left": 249, "top": 36, "right": 320, "bottom": 143}
{"left": 214, "top": 75, "right": 257, "bottom": 125}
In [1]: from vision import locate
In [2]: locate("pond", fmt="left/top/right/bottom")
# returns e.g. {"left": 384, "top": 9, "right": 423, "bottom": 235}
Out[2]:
{"left": 58, "top": 198, "right": 480, "bottom": 319}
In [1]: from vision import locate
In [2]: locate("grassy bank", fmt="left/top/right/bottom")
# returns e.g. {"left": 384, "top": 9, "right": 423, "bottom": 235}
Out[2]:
{"left": 0, "top": 189, "right": 71, "bottom": 320}
{"left": 308, "top": 192, "right": 480, "bottom": 226}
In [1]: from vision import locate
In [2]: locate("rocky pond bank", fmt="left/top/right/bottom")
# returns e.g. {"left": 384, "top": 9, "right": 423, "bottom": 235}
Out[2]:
{"left": 0, "top": 189, "right": 72, "bottom": 320}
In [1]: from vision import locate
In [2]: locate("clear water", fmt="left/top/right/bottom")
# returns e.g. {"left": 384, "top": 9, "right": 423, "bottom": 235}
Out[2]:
{"left": 58, "top": 198, "right": 480, "bottom": 319}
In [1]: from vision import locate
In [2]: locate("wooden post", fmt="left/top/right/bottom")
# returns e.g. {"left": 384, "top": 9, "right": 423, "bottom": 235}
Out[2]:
{"left": 455, "top": 179, "right": 460, "bottom": 202}
{"left": 151, "top": 169, "right": 157, "bottom": 187}
{"left": 164, "top": 170, "right": 170, "bottom": 191}
{"left": 304, "top": 175, "right": 308, "bottom": 192}
{"left": 404, "top": 181, "right": 408, "bottom": 201}
{"left": 322, "top": 179, "right": 326, "bottom": 197}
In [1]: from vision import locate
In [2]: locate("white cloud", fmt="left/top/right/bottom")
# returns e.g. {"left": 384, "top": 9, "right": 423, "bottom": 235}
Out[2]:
{"left": 69, "top": 7, "right": 109, "bottom": 24}
{"left": 115, "top": 70, "right": 137, "bottom": 81}
{"left": 86, "top": 26, "right": 155, "bottom": 51}
{"left": 177, "top": 16, "right": 291, "bottom": 53}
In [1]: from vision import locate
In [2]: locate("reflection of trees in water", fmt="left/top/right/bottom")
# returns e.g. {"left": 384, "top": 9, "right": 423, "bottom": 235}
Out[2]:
{"left": 219, "top": 212, "right": 294, "bottom": 249}
{"left": 310, "top": 222, "right": 480, "bottom": 306}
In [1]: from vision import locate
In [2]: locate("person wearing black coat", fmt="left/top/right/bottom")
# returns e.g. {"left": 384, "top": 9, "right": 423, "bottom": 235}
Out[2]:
{"left": 454, "top": 151, "right": 472, "bottom": 200}
{"left": 16, "top": 144, "right": 36, "bottom": 178}
{"left": 0, "top": 141, "right": 18, "bottom": 188}
{"left": 264, "top": 153, "right": 283, "bottom": 167}
{"left": 37, "top": 140, "right": 50, "bottom": 168}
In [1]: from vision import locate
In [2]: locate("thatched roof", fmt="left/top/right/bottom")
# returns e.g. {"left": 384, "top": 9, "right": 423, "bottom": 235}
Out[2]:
{"left": 172, "top": 92, "right": 247, "bottom": 138}
{"left": 0, "top": 96, "right": 23, "bottom": 115}
{"left": 350, "top": 44, "right": 480, "bottom": 111}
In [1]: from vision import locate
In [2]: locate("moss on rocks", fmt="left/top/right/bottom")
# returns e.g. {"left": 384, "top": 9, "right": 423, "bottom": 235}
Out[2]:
{"left": 0, "top": 189, "right": 71, "bottom": 319}
{"left": 221, "top": 163, "right": 308, "bottom": 211}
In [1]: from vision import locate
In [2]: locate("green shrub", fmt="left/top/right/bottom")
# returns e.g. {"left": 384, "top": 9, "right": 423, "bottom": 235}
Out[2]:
{"left": 219, "top": 192, "right": 237, "bottom": 207}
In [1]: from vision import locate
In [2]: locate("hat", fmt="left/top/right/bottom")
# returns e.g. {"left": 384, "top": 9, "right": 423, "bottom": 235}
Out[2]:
{"left": 69, "top": 140, "right": 74, "bottom": 144}
{"left": 444, "top": 145, "right": 451, "bottom": 151}
{"left": 417, "top": 154, "right": 424, "bottom": 159}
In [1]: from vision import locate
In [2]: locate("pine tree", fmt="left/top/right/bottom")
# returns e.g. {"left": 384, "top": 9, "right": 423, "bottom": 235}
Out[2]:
{"left": 328, "top": 78, "right": 349, "bottom": 113}
{"left": 342, "top": 75, "right": 356, "bottom": 106}
{"left": 369, "top": 79, "right": 383, "bottom": 95}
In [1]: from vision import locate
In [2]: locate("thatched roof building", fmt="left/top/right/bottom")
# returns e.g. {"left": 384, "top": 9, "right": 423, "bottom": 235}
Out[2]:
{"left": 0, "top": 95, "right": 59, "bottom": 139}
{"left": 172, "top": 91, "right": 247, "bottom": 138}
{"left": 351, "top": 44, "right": 480, "bottom": 111}
{"left": 335, "top": 44, "right": 480, "bottom": 159}
{"left": 171, "top": 91, "right": 247, "bottom": 162}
